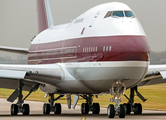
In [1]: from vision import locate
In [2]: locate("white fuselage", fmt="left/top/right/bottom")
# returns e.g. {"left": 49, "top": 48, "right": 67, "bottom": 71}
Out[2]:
{"left": 27, "top": 2, "right": 150, "bottom": 94}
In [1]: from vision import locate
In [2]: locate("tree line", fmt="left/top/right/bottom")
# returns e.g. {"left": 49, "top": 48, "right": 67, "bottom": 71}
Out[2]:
{"left": 150, "top": 51, "right": 166, "bottom": 64}
{"left": 0, "top": 56, "right": 27, "bottom": 64}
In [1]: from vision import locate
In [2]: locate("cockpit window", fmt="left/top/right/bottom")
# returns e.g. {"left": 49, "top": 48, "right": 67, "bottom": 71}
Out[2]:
{"left": 104, "top": 11, "right": 135, "bottom": 18}
{"left": 104, "top": 11, "right": 112, "bottom": 18}
{"left": 112, "top": 11, "right": 124, "bottom": 17}
{"left": 125, "top": 11, "right": 135, "bottom": 17}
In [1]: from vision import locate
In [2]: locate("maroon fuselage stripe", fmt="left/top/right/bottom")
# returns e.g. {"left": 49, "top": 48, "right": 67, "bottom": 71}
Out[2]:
{"left": 28, "top": 36, "right": 150, "bottom": 65}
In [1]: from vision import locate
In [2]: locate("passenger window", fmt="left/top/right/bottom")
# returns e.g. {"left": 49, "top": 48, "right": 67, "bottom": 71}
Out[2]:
{"left": 103, "top": 46, "right": 105, "bottom": 51}
{"left": 109, "top": 46, "right": 112, "bottom": 51}
{"left": 106, "top": 46, "right": 108, "bottom": 51}
{"left": 125, "top": 11, "right": 135, "bottom": 17}
{"left": 93, "top": 47, "right": 95, "bottom": 52}
{"left": 91, "top": 47, "right": 93, "bottom": 52}
{"left": 112, "top": 11, "right": 124, "bottom": 17}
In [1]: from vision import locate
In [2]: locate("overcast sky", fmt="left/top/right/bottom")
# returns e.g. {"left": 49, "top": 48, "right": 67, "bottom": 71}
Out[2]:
{"left": 0, "top": 0, "right": 166, "bottom": 55}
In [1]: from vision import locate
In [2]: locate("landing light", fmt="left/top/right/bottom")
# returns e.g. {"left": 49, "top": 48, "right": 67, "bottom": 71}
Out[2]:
{"left": 116, "top": 81, "right": 121, "bottom": 84}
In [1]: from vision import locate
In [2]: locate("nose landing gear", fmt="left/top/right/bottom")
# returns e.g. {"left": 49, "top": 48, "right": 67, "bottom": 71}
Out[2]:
{"left": 107, "top": 82, "right": 126, "bottom": 118}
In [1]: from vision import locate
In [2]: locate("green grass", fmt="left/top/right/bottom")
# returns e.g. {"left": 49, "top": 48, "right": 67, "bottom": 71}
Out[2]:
{"left": 1, "top": 83, "right": 166, "bottom": 110}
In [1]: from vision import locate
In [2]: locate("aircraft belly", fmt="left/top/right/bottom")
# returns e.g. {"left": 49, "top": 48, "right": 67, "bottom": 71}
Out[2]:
{"left": 78, "top": 67, "right": 147, "bottom": 92}
{"left": 54, "top": 61, "right": 148, "bottom": 94}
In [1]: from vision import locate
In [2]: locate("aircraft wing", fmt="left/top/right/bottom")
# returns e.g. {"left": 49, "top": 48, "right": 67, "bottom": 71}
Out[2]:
{"left": 0, "top": 64, "right": 63, "bottom": 91}
{"left": 0, "top": 46, "right": 28, "bottom": 55}
{"left": 138, "top": 65, "right": 166, "bottom": 86}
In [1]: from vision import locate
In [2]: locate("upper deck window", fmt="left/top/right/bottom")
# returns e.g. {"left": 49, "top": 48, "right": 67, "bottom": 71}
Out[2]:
{"left": 112, "top": 11, "right": 124, "bottom": 17}
{"left": 125, "top": 11, "right": 135, "bottom": 17}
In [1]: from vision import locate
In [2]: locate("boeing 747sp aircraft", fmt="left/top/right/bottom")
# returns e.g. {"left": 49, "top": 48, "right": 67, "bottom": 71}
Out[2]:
{"left": 0, "top": 0, "right": 166, "bottom": 118}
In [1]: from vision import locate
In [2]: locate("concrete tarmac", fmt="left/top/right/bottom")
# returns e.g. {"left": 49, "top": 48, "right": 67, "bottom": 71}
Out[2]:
{"left": 0, "top": 98, "right": 166, "bottom": 120}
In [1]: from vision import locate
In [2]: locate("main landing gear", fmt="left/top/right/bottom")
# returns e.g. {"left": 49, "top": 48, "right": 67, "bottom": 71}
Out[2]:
{"left": 11, "top": 79, "right": 28, "bottom": 115}
{"left": 10, "top": 80, "right": 39, "bottom": 115}
{"left": 123, "top": 86, "right": 147, "bottom": 115}
{"left": 80, "top": 95, "right": 100, "bottom": 115}
{"left": 107, "top": 82, "right": 126, "bottom": 118}
{"left": 43, "top": 94, "right": 64, "bottom": 115}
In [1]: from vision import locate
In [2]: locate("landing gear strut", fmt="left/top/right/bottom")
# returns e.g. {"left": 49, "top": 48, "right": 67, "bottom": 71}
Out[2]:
{"left": 80, "top": 95, "right": 100, "bottom": 114}
{"left": 43, "top": 94, "right": 64, "bottom": 115}
{"left": 124, "top": 86, "right": 146, "bottom": 115}
{"left": 11, "top": 79, "right": 32, "bottom": 115}
{"left": 107, "top": 82, "right": 126, "bottom": 118}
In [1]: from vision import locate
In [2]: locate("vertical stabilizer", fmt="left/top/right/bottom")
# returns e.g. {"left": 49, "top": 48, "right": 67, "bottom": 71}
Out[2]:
{"left": 44, "top": 0, "right": 54, "bottom": 28}
{"left": 37, "top": 0, "right": 54, "bottom": 33}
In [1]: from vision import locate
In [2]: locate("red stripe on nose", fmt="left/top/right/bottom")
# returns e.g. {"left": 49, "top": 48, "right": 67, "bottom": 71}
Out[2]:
{"left": 120, "top": 36, "right": 150, "bottom": 61}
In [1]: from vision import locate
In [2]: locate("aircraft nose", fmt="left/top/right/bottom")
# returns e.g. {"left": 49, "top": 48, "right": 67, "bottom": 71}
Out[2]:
{"left": 120, "top": 36, "right": 150, "bottom": 61}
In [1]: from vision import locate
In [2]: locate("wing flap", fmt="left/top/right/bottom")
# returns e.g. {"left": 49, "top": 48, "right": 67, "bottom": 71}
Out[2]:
{"left": 25, "top": 73, "right": 61, "bottom": 85}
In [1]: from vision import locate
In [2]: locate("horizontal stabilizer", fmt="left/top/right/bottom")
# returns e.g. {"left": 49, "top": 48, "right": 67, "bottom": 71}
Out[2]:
{"left": 0, "top": 46, "right": 28, "bottom": 55}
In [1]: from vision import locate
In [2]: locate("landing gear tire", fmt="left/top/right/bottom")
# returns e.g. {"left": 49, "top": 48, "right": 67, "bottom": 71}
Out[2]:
{"left": 124, "top": 103, "right": 131, "bottom": 115}
{"left": 11, "top": 104, "right": 18, "bottom": 116}
{"left": 119, "top": 104, "right": 126, "bottom": 118}
{"left": 43, "top": 103, "right": 50, "bottom": 115}
{"left": 23, "top": 104, "right": 30, "bottom": 115}
{"left": 81, "top": 103, "right": 89, "bottom": 114}
{"left": 92, "top": 103, "right": 100, "bottom": 114}
{"left": 54, "top": 103, "right": 61, "bottom": 114}
{"left": 107, "top": 104, "right": 115, "bottom": 118}
{"left": 134, "top": 103, "right": 142, "bottom": 114}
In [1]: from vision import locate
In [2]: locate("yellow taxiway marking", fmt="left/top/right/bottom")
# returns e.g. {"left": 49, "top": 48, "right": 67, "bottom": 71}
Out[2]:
{"left": 81, "top": 116, "right": 86, "bottom": 120}
{"left": 0, "top": 107, "right": 9, "bottom": 110}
